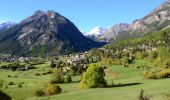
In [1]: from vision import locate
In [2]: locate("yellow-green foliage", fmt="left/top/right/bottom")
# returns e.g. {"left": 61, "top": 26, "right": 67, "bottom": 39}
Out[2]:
{"left": 101, "top": 58, "right": 120, "bottom": 65}
{"left": 50, "top": 68, "right": 72, "bottom": 84}
{"left": 154, "top": 57, "right": 162, "bottom": 67}
{"left": 44, "top": 84, "right": 62, "bottom": 96}
{"left": 80, "top": 64, "right": 107, "bottom": 89}
{"left": 135, "top": 52, "right": 142, "bottom": 59}
{"left": 144, "top": 69, "right": 170, "bottom": 79}
{"left": 50, "top": 68, "right": 64, "bottom": 83}
{"left": 148, "top": 51, "right": 158, "bottom": 62}
{"left": 35, "top": 83, "right": 62, "bottom": 97}
{"left": 153, "top": 47, "right": 170, "bottom": 67}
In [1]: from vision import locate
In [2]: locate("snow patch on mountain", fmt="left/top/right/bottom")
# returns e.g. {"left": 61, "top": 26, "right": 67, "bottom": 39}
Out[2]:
{"left": 0, "top": 21, "right": 16, "bottom": 30}
{"left": 85, "top": 26, "right": 106, "bottom": 36}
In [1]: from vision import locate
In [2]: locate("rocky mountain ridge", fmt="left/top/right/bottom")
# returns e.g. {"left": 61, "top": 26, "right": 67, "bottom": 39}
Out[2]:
{"left": 0, "top": 10, "right": 104, "bottom": 56}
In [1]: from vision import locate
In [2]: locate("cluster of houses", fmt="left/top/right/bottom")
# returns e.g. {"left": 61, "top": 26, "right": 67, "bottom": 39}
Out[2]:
{"left": 67, "top": 52, "right": 88, "bottom": 65}
{"left": 0, "top": 56, "right": 35, "bottom": 62}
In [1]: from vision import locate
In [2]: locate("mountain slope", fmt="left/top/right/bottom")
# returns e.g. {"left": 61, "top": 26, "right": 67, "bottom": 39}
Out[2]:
{"left": 0, "top": 10, "right": 104, "bottom": 56}
{"left": 111, "top": 0, "right": 170, "bottom": 43}
{"left": 85, "top": 26, "right": 106, "bottom": 41}
{"left": 102, "top": 23, "right": 129, "bottom": 42}
{"left": 85, "top": 23, "right": 128, "bottom": 42}
{"left": 0, "top": 21, "right": 16, "bottom": 31}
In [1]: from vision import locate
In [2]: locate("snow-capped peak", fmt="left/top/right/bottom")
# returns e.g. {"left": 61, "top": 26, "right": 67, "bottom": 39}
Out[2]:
{"left": 85, "top": 26, "right": 105, "bottom": 36}
{"left": 0, "top": 21, "right": 16, "bottom": 30}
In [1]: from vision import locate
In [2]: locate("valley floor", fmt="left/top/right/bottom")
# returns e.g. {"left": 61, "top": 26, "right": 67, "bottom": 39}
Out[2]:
{"left": 0, "top": 60, "right": 170, "bottom": 100}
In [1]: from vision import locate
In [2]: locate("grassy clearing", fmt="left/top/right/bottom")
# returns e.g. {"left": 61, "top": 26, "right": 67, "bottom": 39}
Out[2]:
{"left": 0, "top": 60, "right": 170, "bottom": 100}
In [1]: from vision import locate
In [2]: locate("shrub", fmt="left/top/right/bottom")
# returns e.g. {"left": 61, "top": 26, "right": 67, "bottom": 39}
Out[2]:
{"left": 144, "top": 71, "right": 157, "bottom": 79}
{"left": 50, "top": 68, "right": 64, "bottom": 83}
{"left": 80, "top": 64, "right": 107, "bottom": 89}
{"left": 154, "top": 57, "right": 162, "bottom": 67}
{"left": 165, "top": 59, "right": 170, "bottom": 68}
{"left": 7, "top": 75, "right": 11, "bottom": 78}
{"left": 44, "top": 84, "right": 62, "bottom": 96}
{"left": 144, "top": 69, "right": 170, "bottom": 79}
{"left": 46, "top": 70, "right": 52, "bottom": 74}
{"left": 101, "top": 57, "right": 116, "bottom": 65}
{"left": 138, "top": 89, "right": 150, "bottom": 100}
{"left": 156, "top": 70, "right": 170, "bottom": 79}
{"left": 42, "top": 73, "right": 47, "bottom": 75}
{"left": 64, "top": 73, "right": 72, "bottom": 83}
{"left": 0, "top": 90, "right": 11, "bottom": 100}
{"left": 17, "top": 82, "right": 24, "bottom": 88}
{"left": 152, "top": 51, "right": 158, "bottom": 59}
{"left": 142, "top": 51, "right": 148, "bottom": 59}
{"left": 8, "top": 81, "right": 15, "bottom": 85}
{"left": 9, "top": 62, "right": 20, "bottom": 71}
{"left": 18, "top": 84, "right": 23, "bottom": 88}
{"left": 70, "top": 64, "right": 78, "bottom": 75}
{"left": 35, "top": 73, "right": 41, "bottom": 76}
{"left": 50, "top": 60, "right": 56, "bottom": 68}
{"left": 135, "top": 52, "right": 142, "bottom": 59}
{"left": 35, "top": 89, "right": 44, "bottom": 97}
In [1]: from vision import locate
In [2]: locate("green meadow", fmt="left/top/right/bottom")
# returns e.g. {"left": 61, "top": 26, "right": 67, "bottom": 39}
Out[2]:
{"left": 0, "top": 60, "right": 170, "bottom": 100}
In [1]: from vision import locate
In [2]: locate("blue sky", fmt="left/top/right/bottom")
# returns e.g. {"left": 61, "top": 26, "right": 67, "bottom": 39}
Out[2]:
{"left": 0, "top": 0, "right": 165, "bottom": 32}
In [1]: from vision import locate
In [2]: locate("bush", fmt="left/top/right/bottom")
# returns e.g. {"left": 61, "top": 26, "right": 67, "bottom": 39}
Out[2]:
{"left": 35, "top": 84, "right": 62, "bottom": 97}
{"left": 50, "top": 60, "right": 56, "bottom": 68}
{"left": 156, "top": 70, "right": 170, "bottom": 79}
{"left": 17, "top": 82, "right": 24, "bottom": 88}
{"left": 35, "top": 73, "right": 41, "bottom": 76}
{"left": 165, "top": 59, "right": 170, "bottom": 68}
{"left": 7, "top": 75, "right": 11, "bottom": 78}
{"left": 154, "top": 57, "right": 162, "bottom": 67}
{"left": 144, "top": 71, "right": 157, "bottom": 79}
{"left": 101, "top": 57, "right": 119, "bottom": 65}
{"left": 138, "top": 89, "right": 150, "bottom": 100}
{"left": 50, "top": 68, "right": 72, "bottom": 84}
{"left": 0, "top": 90, "right": 11, "bottom": 100}
{"left": 44, "top": 84, "right": 62, "bottom": 96}
{"left": 80, "top": 64, "right": 107, "bottom": 89}
{"left": 152, "top": 51, "right": 158, "bottom": 59}
{"left": 9, "top": 62, "right": 20, "bottom": 71}
{"left": 142, "top": 51, "right": 148, "bottom": 58}
{"left": 135, "top": 52, "right": 142, "bottom": 59}
{"left": 50, "top": 68, "right": 64, "bottom": 83}
{"left": 35, "top": 89, "right": 44, "bottom": 97}
{"left": 18, "top": 84, "right": 23, "bottom": 88}
{"left": 144, "top": 69, "right": 170, "bottom": 79}
{"left": 64, "top": 73, "right": 72, "bottom": 83}
{"left": 46, "top": 70, "right": 52, "bottom": 74}
{"left": 8, "top": 81, "right": 15, "bottom": 85}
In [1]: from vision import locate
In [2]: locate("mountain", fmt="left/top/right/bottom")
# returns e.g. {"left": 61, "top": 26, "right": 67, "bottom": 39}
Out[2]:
{"left": 102, "top": 23, "right": 129, "bottom": 42}
{"left": 111, "top": 0, "right": 170, "bottom": 43}
{"left": 0, "top": 21, "right": 16, "bottom": 31}
{"left": 0, "top": 10, "right": 104, "bottom": 56}
{"left": 85, "top": 23, "right": 128, "bottom": 42}
{"left": 85, "top": 26, "right": 106, "bottom": 41}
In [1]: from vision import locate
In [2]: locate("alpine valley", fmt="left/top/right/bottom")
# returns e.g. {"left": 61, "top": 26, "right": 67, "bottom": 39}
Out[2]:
{"left": 0, "top": 0, "right": 170, "bottom": 100}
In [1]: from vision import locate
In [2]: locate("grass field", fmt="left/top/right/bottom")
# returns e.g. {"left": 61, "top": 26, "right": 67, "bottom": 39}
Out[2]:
{"left": 0, "top": 60, "right": 170, "bottom": 100}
